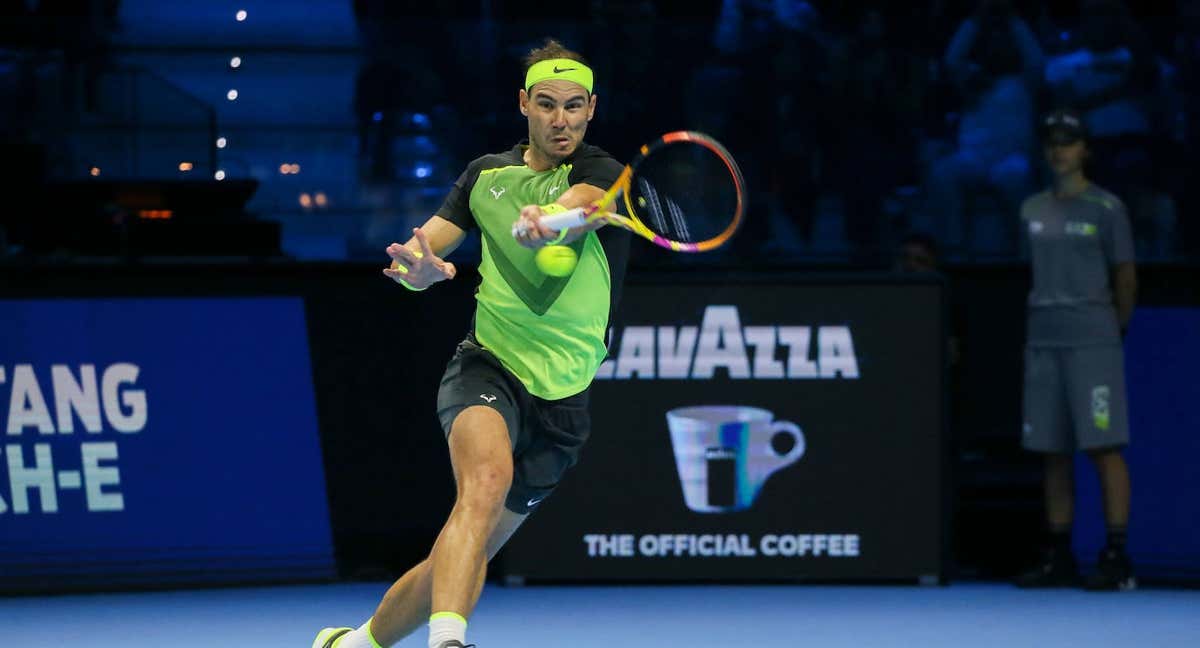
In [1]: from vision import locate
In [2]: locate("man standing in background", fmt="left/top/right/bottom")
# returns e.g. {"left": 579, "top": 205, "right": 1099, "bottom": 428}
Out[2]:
{"left": 1016, "top": 109, "right": 1138, "bottom": 591}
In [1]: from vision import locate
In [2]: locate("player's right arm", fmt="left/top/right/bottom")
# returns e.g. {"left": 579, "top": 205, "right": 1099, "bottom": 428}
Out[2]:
{"left": 382, "top": 215, "right": 466, "bottom": 290}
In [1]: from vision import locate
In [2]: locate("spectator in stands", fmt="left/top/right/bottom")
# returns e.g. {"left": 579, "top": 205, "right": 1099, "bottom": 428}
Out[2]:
{"left": 1044, "top": 0, "right": 1157, "bottom": 192}
{"left": 699, "top": 0, "right": 829, "bottom": 256}
{"left": 928, "top": 0, "right": 1043, "bottom": 256}
{"left": 584, "top": 1, "right": 666, "bottom": 159}
{"left": 828, "top": 6, "right": 925, "bottom": 265}
{"left": 1044, "top": 0, "right": 1161, "bottom": 253}
{"left": 1173, "top": 0, "right": 1200, "bottom": 257}
{"left": 893, "top": 230, "right": 964, "bottom": 397}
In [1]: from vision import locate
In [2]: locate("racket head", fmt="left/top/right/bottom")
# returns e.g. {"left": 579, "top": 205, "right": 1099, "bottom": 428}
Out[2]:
{"left": 619, "top": 131, "right": 746, "bottom": 252}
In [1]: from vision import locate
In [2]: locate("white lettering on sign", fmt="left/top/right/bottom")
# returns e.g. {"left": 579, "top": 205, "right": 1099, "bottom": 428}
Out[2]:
{"left": 3, "top": 364, "right": 147, "bottom": 435}
{"left": 1, "top": 364, "right": 143, "bottom": 515}
{"left": 581, "top": 533, "right": 862, "bottom": 559}
{"left": 595, "top": 306, "right": 860, "bottom": 380}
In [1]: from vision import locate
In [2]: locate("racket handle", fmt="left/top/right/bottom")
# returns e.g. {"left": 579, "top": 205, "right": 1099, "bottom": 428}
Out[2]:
{"left": 540, "top": 208, "right": 587, "bottom": 230}
{"left": 511, "top": 207, "right": 588, "bottom": 237}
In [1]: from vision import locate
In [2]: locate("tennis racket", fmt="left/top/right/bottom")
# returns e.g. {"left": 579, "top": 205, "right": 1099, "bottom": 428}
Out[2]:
{"left": 511, "top": 131, "right": 745, "bottom": 252}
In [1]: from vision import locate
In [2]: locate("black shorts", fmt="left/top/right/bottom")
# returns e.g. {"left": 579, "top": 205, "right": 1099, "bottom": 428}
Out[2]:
{"left": 436, "top": 334, "right": 591, "bottom": 515}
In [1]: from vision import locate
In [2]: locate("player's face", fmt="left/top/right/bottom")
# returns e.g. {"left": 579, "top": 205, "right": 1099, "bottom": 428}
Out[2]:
{"left": 1044, "top": 138, "right": 1087, "bottom": 177}
{"left": 520, "top": 80, "right": 597, "bottom": 161}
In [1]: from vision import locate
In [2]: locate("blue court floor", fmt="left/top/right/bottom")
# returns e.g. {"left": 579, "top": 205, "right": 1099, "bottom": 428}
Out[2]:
{"left": 2, "top": 582, "right": 1198, "bottom": 647}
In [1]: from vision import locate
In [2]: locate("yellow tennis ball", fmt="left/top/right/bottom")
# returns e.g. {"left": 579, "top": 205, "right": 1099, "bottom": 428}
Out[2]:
{"left": 535, "top": 244, "right": 578, "bottom": 277}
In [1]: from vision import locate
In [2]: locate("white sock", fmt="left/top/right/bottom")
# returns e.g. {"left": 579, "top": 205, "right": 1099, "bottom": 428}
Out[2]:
{"left": 428, "top": 611, "right": 467, "bottom": 648}
{"left": 333, "top": 620, "right": 382, "bottom": 648}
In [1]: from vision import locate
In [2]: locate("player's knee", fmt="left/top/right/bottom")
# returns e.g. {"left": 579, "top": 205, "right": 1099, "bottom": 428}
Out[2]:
{"left": 459, "top": 462, "right": 512, "bottom": 512}
{"left": 1085, "top": 447, "right": 1122, "bottom": 465}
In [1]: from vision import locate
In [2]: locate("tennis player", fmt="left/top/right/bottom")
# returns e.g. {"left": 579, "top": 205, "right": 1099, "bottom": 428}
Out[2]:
{"left": 1015, "top": 109, "right": 1138, "bottom": 591}
{"left": 313, "top": 39, "right": 630, "bottom": 648}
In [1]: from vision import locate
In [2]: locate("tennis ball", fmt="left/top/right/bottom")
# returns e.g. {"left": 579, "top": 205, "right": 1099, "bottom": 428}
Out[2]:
{"left": 535, "top": 245, "right": 578, "bottom": 277}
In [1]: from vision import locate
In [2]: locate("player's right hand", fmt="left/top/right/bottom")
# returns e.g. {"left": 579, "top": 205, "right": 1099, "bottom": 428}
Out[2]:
{"left": 382, "top": 227, "right": 456, "bottom": 289}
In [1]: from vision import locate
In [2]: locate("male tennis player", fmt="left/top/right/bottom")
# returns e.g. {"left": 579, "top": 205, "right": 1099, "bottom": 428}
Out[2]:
{"left": 313, "top": 40, "right": 629, "bottom": 648}
{"left": 1014, "top": 109, "right": 1138, "bottom": 591}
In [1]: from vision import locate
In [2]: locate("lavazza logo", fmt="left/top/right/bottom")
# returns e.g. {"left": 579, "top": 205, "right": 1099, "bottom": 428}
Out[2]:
{"left": 594, "top": 305, "right": 861, "bottom": 380}
{"left": 0, "top": 364, "right": 145, "bottom": 516}
{"left": 584, "top": 305, "right": 861, "bottom": 561}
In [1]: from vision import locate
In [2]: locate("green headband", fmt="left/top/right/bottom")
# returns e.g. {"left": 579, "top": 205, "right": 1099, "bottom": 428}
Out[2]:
{"left": 524, "top": 58, "right": 594, "bottom": 94}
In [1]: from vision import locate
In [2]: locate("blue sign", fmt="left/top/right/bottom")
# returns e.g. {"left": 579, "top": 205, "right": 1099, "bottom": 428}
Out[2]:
{"left": 1074, "top": 307, "right": 1200, "bottom": 577}
{"left": 0, "top": 298, "right": 334, "bottom": 587}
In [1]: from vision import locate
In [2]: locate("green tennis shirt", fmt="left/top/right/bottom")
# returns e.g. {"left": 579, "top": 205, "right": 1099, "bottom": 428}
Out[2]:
{"left": 437, "top": 141, "right": 630, "bottom": 400}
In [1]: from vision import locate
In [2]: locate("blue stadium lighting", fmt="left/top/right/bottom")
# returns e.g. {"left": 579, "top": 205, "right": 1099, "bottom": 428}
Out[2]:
{"left": 415, "top": 164, "right": 432, "bottom": 179}
{"left": 412, "top": 113, "right": 430, "bottom": 127}
{"left": 227, "top": 89, "right": 238, "bottom": 101}
{"left": 236, "top": 9, "right": 247, "bottom": 22}
{"left": 372, "top": 111, "right": 383, "bottom": 122}
{"left": 1060, "top": 31, "right": 1070, "bottom": 41}
{"left": 216, "top": 137, "right": 227, "bottom": 149}
{"left": 230, "top": 56, "right": 242, "bottom": 69}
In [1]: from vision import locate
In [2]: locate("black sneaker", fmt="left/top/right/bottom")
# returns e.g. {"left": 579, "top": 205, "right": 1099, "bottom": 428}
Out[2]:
{"left": 435, "top": 642, "right": 476, "bottom": 648}
{"left": 1084, "top": 547, "right": 1137, "bottom": 591}
{"left": 1014, "top": 548, "right": 1079, "bottom": 588}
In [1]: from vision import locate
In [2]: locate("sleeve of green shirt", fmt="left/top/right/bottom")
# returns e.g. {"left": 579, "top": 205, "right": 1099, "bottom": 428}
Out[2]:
{"left": 437, "top": 158, "right": 485, "bottom": 231}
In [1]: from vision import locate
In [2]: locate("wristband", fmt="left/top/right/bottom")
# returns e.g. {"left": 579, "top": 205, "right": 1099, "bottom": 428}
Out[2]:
{"left": 392, "top": 253, "right": 428, "bottom": 291}
{"left": 397, "top": 276, "right": 426, "bottom": 291}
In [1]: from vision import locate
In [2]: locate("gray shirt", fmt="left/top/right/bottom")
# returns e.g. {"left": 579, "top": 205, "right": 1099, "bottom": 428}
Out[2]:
{"left": 1021, "top": 184, "right": 1134, "bottom": 347}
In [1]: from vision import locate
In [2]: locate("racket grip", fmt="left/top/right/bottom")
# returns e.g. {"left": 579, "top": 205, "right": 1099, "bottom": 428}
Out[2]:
{"left": 511, "top": 207, "right": 588, "bottom": 237}
{"left": 540, "top": 208, "right": 587, "bottom": 230}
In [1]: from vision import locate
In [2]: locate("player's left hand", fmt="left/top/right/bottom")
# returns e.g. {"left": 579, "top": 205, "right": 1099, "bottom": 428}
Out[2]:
{"left": 513, "top": 205, "right": 558, "bottom": 249}
{"left": 382, "top": 227, "right": 456, "bottom": 290}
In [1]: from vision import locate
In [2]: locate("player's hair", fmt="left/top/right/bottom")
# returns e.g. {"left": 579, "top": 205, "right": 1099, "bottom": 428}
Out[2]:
{"left": 523, "top": 39, "right": 590, "bottom": 73}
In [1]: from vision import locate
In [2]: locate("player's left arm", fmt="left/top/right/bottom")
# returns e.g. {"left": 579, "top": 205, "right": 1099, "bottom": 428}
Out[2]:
{"left": 1106, "top": 198, "right": 1137, "bottom": 332}
{"left": 512, "top": 183, "right": 607, "bottom": 249}
{"left": 1113, "top": 262, "right": 1137, "bottom": 331}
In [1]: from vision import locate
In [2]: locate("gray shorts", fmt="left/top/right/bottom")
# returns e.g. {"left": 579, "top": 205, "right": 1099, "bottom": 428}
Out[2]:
{"left": 1022, "top": 344, "right": 1129, "bottom": 453}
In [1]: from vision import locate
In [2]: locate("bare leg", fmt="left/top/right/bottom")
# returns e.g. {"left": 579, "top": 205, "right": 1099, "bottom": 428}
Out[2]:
{"left": 431, "top": 406, "right": 512, "bottom": 615}
{"left": 1086, "top": 448, "right": 1131, "bottom": 529}
{"left": 367, "top": 406, "right": 527, "bottom": 646}
{"left": 369, "top": 507, "right": 527, "bottom": 645}
{"left": 1044, "top": 453, "right": 1074, "bottom": 531}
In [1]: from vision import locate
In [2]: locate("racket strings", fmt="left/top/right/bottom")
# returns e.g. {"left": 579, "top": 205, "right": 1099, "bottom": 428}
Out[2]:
{"left": 666, "top": 195, "right": 689, "bottom": 241}
{"left": 636, "top": 178, "right": 670, "bottom": 236}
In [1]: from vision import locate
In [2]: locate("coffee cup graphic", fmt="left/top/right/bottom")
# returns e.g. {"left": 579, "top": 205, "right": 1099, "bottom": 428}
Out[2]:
{"left": 666, "top": 406, "right": 806, "bottom": 513}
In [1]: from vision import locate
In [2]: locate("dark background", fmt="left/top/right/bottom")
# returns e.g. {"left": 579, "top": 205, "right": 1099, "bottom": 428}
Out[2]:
{"left": 1, "top": 0, "right": 1199, "bottom": 589}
